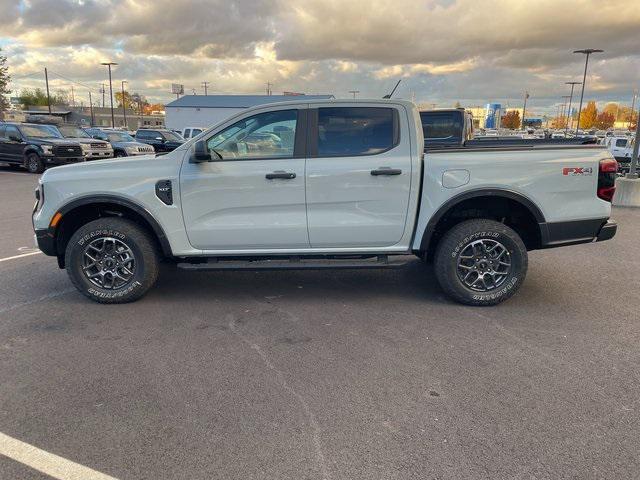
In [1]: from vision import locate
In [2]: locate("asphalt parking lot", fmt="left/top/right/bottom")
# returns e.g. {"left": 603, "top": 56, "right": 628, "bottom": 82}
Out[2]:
{"left": 1, "top": 165, "right": 639, "bottom": 480}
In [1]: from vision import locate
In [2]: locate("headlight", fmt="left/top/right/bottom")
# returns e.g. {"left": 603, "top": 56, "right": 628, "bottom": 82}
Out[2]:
{"left": 41, "top": 145, "right": 53, "bottom": 155}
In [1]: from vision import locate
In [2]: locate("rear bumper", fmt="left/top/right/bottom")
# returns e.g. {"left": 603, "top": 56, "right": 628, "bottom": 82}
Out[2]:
{"left": 540, "top": 218, "right": 616, "bottom": 248}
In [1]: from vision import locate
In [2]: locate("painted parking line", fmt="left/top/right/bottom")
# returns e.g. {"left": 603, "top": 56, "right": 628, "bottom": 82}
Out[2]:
{"left": 0, "top": 432, "right": 119, "bottom": 480}
{"left": 0, "top": 251, "right": 42, "bottom": 263}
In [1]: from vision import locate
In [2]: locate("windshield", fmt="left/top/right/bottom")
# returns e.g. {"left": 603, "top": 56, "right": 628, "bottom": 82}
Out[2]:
{"left": 106, "top": 132, "right": 135, "bottom": 142}
{"left": 59, "top": 125, "right": 91, "bottom": 138}
{"left": 161, "top": 131, "right": 183, "bottom": 142}
{"left": 20, "top": 124, "right": 63, "bottom": 139}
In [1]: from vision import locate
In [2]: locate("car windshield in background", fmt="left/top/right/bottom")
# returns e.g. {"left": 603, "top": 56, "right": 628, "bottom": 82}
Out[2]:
{"left": 162, "top": 131, "right": 183, "bottom": 141}
{"left": 421, "top": 112, "right": 462, "bottom": 142}
{"left": 59, "top": 126, "right": 91, "bottom": 138}
{"left": 20, "top": 124, "right": 63, "bottom": 139}
{"left": 107, "top": 132, "right": 135, "bottom": 142}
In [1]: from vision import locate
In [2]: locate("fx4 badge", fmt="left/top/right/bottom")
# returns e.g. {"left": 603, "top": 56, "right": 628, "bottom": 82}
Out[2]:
{"left": 562, "top": 167, "right": 593, "bottom": 176}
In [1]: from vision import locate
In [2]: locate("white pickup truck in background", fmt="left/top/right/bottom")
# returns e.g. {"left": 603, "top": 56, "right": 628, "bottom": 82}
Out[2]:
{"left": 33, "top": 99, "right": 617, "bottom": 306}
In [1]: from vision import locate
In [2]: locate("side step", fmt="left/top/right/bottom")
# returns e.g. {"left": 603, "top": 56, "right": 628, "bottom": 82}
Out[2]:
{"left": 177, "top": 255, "right": 410, "bottom": 271}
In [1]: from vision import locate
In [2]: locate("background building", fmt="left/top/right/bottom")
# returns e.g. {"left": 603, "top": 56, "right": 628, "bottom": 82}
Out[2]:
{"left": 165, "top": 94, "right": 334, "bottom": 131}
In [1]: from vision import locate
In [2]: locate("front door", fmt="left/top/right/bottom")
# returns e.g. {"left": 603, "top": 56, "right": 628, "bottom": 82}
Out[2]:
{"left": 3, "top": 125, "right": 25, "bottom": 163}
{"left": 180, "top": 107, "right": 309, "bottom": 251}
{"left": 305, "top": 106, "right": 413, "bottom": 248}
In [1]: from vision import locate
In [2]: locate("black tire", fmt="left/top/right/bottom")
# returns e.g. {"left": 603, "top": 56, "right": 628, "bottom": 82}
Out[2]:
{"left": 65, "top": 218, "right": 159, "bottom": 304}
{"left": 434, "top": 219, "right": 528, "bottom": 306}
{"left": 25, "top": 153, "right": 45, "bottom": 174}
{"left": 114, "top": 150, "right": 126, "bottom": 157}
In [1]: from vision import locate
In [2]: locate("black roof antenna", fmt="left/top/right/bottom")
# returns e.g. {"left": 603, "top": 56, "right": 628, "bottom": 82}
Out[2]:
{"left": 383, "top": 79, "right": 401, "bottom": 99}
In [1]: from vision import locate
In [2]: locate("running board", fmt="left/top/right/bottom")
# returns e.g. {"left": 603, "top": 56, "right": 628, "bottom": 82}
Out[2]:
{"left": 177, "top": 255, "right": 409, "bottom": 271}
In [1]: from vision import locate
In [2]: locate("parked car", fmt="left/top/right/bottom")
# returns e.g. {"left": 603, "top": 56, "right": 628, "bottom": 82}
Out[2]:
{"left": 0, "top": 122, "right": 84, "bottom": 173}
{"left": 55, "top": 125, "right": 114, "bottom": 160}
{"left": 33, "top": 99, "right": 617, "bottom": 306}
{"left": 181, "top": 127, "right": 204, "bottom": 140}
{"left": 136, "top": 129, "right": 185, "bottom": 152}
{"left": 85, "top": 128, "right": 155, "bottom": 157}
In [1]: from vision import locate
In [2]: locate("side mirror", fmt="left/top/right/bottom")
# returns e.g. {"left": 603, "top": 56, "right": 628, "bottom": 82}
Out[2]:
{"left": 190, "top": 140, "right": 212, "bottom": 163}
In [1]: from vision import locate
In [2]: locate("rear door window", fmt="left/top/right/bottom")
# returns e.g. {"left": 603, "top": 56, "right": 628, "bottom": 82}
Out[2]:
{"left": 616, "top": 139, "right": 628, "bottom": 147}
{"left": 314, "top": 107, "right": 398, "bottom": 157}
{"left": 420, "top": 111, "right": 462, "bottom": 143}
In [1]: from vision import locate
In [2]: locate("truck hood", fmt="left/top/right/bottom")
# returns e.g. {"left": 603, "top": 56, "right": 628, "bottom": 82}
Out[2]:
{"left": 25, "top": 137, "right": 80, "bottom": 146}
{"left": 41, "top": 152, "right": 160, "bottom": 181}
{"left": 64, "top": 137, "right": 111, "bottom": 146}
{"left": 112, "top": 141, "right": 150, "bottom": 149}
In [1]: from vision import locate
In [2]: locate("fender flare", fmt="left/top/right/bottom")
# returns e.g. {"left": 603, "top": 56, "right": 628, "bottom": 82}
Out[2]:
{"left": 418, "top": 188, "right": 546, "bottom": 252}
{"left": 56, "top": 194, "right": 173, "bottom": 256}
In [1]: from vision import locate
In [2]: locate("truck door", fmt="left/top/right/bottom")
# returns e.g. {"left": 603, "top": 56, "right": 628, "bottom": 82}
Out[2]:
{"left": 180, "top": 106, "right": 309, "bottom": 250}
{"left": 2, "top": 126, "right": 25, "bottom": 163}
{"left": 305, "top": 105, "right": 412, "bottom": 248}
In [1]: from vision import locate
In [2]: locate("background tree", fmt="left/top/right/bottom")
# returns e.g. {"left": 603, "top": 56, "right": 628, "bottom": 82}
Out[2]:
{"left": 578, "top": 101, "right": 598, "bottom": 129}
{"left": 115, "top": 90, "right": 134, "bottom": 109}
{"left": 18, "top": 88, "right": 69, "bottom": 107}
{"left": 594, "top": 111, "right": 615, "bottom": 130}
{"left": 0, "top": 48, "right": 11, "bottom": 117}
{"left": 501, "top": 110, "right": 521, "bottom": 129}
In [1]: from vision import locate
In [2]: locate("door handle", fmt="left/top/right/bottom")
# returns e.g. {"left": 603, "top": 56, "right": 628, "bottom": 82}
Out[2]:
{"left": 371, "top": 167, "right": 402, "bottom": 176}
{"left": 265, "top": 171, "right": 296, "bottom": 180}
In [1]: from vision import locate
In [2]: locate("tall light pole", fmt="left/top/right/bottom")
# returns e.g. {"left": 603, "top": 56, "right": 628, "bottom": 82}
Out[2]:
{"left": 630, "top": 90, "right": 638, "bottom": 130}
{"left": 561, "top": 95, "right": 571, "bottom": 130}
{"left": 101, "top": 62, "right": 118, "bottom": 128}
{"left": 564, "top": 82, "right": 581, "bottom": 134}
{"left": 521, "top": 91, "right": 529, "bottom": 130}
{"left": 202, "top": 81, "right": 209, "bottom": 96}
{"left": 121, "top": 80, "right": 128, "bottom": 129}
{"left": 573, "top": 49, "right": 603, "bottom": 134}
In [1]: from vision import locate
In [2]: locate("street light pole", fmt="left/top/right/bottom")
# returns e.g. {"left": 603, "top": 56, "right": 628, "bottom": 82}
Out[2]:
{"left": 573, "top": 49, "right": 603, "bottom": 134}
{"left": 121, "top": 80, "right": 128, "bottom": 129}
{"left": 561, "top": 95, "right": 571, "bottom": 131}
{"left": 101, "top": 62, "right": 118, "bottom": 128}
{"left": 521, "top": 91, "right": 529, "bottom": 130}
{"left": 564, "top": 81, "right": 581, "bottom": 134}
{"left": 628, "top": 104, "right": 640, "bottom": 179}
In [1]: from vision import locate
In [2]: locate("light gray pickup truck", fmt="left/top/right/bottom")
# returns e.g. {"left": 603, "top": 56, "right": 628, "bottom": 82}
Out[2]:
{"left": 33, "top": 99, "right": 618, "bottom": 305}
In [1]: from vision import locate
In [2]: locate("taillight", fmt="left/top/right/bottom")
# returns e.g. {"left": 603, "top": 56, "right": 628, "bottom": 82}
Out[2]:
{"left": 597, "top": 158, "right": 618, "bottom": 202}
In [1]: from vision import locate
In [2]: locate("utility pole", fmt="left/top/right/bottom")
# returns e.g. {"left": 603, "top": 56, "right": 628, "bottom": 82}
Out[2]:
{"left": 573, "top": 49, "right": 604, "bottom": 134}
{"left": 88, "top": 91, "right": 95, "bottom": 126}
{"left": 44, "top": 68, "right": 52, "bottom": 114}
{"left": 348, "top": 90, "right": 359, "bottom": 99}
{"left": 101, "top": 83, "right": 105, "bottom": 108}
{"left": 202, "top": 81, "right": 209, "bottom": 95}
{"left": 561, "top": 95, "right": 571, "bottom": 130}
{"left": 564, "top": 81, "right": 581, "bottom": 134}
{"left": 521, "top": 91, "right": 529, "bottom": 130}
{"left": 70, "top": 86, "right": 75, "bottom": 107}
{"left": 101, "top": 62, "right": 118, "bottom": 128}
{"left": 266, "top": 82, "right": 273, "bottom": 96}
{"left": 121, "top": 80, "right": 128, "bottom": 129}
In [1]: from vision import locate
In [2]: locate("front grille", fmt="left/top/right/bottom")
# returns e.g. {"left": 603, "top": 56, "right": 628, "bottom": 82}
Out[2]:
{"left": 90, "top": 143, "right": 108, "bottom": 149}
{"left": 53, "top": 145, "right": 83, "bottom": 157}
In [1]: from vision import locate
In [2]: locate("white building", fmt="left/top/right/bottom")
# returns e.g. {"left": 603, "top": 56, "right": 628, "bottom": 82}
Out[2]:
{"left": 164, "top": 94, "right": 334, "bottom": 131}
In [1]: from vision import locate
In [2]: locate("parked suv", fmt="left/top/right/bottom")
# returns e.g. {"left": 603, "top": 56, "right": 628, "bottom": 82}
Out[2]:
{"left": 55, "top": 125, "right": 114, "bottom": 160}
{"left": 0, "top": 122, "right": 84, "bottom": 173}
{"left": 135, "top": 129, "right": 184, "bottom": 152}
{"left": 85, "top": 128, "right": 155, "bottom": 157}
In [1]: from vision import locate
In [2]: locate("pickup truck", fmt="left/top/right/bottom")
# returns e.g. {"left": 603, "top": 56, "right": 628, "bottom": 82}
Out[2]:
{"left": 32, "top": 99, "right": 618, "bottom": 306}
{"left": 0, "top": 122, "right": 84, "bottom": 173}
{"left": 55, "top": 125, "right": 114, "bottom": 160}
{"left": 603, "top": 135, "right": 635, "bottom": 173}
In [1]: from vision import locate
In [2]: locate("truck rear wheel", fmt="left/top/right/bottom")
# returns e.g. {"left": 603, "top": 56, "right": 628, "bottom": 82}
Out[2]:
{"left": 434, "top": 219, "right": 527, "bottom": 306}
{"left": 26, "top": 153, "right": 44, "bottom": 174}
{"left": 65, "top": 218, "right": 159, "bottom": 304}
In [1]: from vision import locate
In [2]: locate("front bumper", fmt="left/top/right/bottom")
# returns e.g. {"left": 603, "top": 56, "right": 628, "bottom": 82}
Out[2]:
{"left": 44, "top": 156, "right": 85, "bottom": 165}
{"left": 35, "top": 228, "right": 57, "bottom": 256}
{"left": 596, "top": 220, "right": 617, "bottom": 242}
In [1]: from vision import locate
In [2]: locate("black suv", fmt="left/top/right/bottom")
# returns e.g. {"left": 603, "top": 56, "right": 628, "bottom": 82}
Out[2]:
{"left": 135, "top": 129, "right": 185, "bottom": 152}
{"left": 0, "top": 122, "right": 84, "bottom": 173}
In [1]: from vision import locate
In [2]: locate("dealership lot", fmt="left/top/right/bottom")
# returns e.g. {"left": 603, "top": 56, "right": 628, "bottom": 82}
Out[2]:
{"left": 1, "top": 165, "right": 639, "bottom": 479}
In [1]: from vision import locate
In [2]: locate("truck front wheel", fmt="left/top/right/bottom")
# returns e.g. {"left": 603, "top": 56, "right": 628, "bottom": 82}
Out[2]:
{"left": 26, "top": 153, "right": 44, "bottom": 174}
{"left": 65, "top": 218, "right": 159, "bottom": 303}
{"left": 434, "top": 219, "right": 528, "bottom": 306}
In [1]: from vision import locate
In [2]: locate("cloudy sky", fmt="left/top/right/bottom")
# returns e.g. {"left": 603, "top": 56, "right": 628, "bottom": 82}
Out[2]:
{"left": 1, "top": 0, "right": 639, "bottom": 115}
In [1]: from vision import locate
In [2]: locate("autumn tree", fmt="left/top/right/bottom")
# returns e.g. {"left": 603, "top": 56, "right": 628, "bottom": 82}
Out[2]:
{"left": 594, "top": 111, "right": 615, "bottom": 130}
{"left": 501, "top": 110, "right": 521, "bottom": 129}
{"left": 578, "top": 101, "right": 598, "bottom": 129}
{"left": 0, "top": 48, "right": 11, "bottom": 117}
{"left": 115, "top": 90, "right": 134, "bottom": 109}
{"left": 143, "top": 103, "right": 165, "bottom": 115}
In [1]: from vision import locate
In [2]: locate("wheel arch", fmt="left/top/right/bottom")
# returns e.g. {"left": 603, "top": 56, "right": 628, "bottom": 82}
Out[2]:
{"left": 418, "top": 188, "right": 546, "bottom": 257}
{"left": 53, "top": 195, "right": 173, "bottom": 265}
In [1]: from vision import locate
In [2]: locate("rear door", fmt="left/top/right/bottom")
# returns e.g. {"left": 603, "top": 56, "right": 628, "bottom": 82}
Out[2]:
{"left": 2, "top": 126, "right": 25, "bottom": 163}
{"left": 180, "top": 106, "right": 309, "bottom": 250}
{"left": 305, "top": 105, "right": 412, "bottom": 248}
